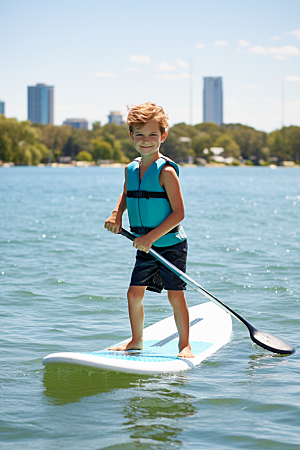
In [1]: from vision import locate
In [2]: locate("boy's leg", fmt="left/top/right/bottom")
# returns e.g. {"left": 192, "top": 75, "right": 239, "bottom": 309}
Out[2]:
{"left": 168, "top": 290, "right": 194, "bottom": 358}
{"left": 108, "top": 286, "right": 146, "bottom": 351}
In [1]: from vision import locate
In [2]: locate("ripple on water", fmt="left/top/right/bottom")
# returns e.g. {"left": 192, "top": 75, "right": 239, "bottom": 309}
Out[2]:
{"left": 0, "top": 167, "right": 300, "bottom": 449}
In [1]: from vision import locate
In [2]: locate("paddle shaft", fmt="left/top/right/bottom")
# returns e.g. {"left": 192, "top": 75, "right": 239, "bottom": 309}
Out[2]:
{"left": 120, "top": 228, "right": 247, "bottom": 327}
{"left": 120, "top": 228, "right": 295, "bottom": 355}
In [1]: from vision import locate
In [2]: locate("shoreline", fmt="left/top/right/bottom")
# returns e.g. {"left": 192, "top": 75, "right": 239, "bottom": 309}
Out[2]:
{"left": 1, "top": 162, "right": 299, "bottom": 169}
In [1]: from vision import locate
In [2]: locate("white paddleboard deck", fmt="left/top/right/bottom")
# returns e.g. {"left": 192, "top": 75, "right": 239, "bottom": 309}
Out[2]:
{"left": 43, "top": 302, "right": 232, "bottom": 375}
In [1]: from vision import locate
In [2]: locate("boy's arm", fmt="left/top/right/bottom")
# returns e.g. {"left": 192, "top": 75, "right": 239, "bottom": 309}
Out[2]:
{"left": 133, "top": 165, "right": 185, "bottom": 252}
{"left": 104, "top": 166, "right": 128, "bottom": 234}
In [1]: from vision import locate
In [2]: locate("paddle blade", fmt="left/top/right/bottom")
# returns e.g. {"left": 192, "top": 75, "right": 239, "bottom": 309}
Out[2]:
{"left": 250, "top": 327, "right": 295, "bottom": 355}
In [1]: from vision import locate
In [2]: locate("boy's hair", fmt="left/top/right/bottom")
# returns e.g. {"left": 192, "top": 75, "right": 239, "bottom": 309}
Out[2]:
{"left": 126, "top": 102, "right": 169, "bottom": 134}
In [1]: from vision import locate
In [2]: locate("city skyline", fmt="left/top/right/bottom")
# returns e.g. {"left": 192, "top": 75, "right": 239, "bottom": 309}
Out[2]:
{"left": 1, "top": 0, "right": 300, "bottom": 132}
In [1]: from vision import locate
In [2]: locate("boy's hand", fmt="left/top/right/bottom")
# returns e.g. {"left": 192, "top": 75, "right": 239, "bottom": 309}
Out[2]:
{"left": 133, "top": 234, "right": 154, "bottom": 253}
{"left": 104, "top": 214, "right": 122, "bottom": 234}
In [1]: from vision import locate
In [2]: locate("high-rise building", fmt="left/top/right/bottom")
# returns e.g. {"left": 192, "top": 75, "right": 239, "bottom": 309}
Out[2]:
{"left": 108, "top": 111, "right": 124, "bottom": 125}
{"left": 203, "top": 77, "right": 223, "bottom": 126}
{"left": 63, "top": 118, "right": 88, "bottom": 129}
{"left": 0, "top": 100, "right": 5, "bottom": 115}
{"left": 27, "top": 83, "right": 54, "bottom": 124}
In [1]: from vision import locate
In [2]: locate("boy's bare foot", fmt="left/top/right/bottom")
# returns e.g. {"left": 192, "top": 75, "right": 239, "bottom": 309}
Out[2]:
{"left": 178, "top": 346, "right": 194, "bottom": 358}
{"left": 108, "top": 339, "right": 143, "bottom": 351}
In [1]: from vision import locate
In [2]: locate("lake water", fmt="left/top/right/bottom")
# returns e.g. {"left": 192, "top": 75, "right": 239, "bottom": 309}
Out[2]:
{"left": 1, "top": 166, "right": 299, "bottom": 449}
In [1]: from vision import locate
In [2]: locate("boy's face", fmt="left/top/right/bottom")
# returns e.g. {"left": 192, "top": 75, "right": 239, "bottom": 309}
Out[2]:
{"left": 129, "top": 120, "right": 167, "bottom": 156}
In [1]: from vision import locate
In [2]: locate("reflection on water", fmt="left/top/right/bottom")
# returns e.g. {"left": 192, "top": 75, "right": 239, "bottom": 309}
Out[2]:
{"left": 43, "top": 365, "right": 147, "bottom": 405}
{"left": 43, "top": 365, "right": 196, "bottom": 448}
{"left": 247, "top": 352, "right": 290, "bottom": 372}
{"left": 123, "top": 389, "right": 195, "bottom": 446}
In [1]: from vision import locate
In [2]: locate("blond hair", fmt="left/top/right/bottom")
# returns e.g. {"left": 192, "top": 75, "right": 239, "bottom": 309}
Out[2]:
{"left": 126, "top": 102, "right": 169, "bottom": 134}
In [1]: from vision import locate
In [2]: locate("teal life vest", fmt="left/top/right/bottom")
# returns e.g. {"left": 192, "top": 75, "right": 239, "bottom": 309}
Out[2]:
{"left": 126, "top": 156, "right": 187, "bottom": 247}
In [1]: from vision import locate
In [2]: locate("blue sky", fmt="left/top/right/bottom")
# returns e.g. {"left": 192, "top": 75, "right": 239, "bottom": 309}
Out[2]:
{"left": 1, "top": 0, "right": 300, "bottom": 131}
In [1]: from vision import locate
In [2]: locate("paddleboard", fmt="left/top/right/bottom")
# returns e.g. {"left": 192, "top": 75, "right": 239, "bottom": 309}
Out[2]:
{"left": 42, "top": 301, "right": 232, "bottom": 375}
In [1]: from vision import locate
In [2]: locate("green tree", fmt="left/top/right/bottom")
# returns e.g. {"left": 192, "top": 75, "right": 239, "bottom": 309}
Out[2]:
{"left": 92, "top": 140, "right": 114, "bottom": 160}
{"left": 194, "top": 122, "right": 222, "bottom": 143}
{"left": 214, "top": 134, "right": 241, "bottom": 158}
{"left": 268, "top": 130, "right": 285, "bottom": 161}
{"left": 161, "top": 130, "right": 189, "bottom": 162}
{"left": 40, "top": 124, "right": 72, "bottom": 157}
{"left": 92, "top": 121, "right": 101, "bottom": 131}
{"left": 102, "top": 123, "right": 129, "bottom": 140}
{"left": 0, "top": 116, "right": 48, "bottom": 164}
{"left": 76, "top": 150, "right": 93, "bottom": 161}
{"left": 225, "top": 124, "right": 265, "bottom": 161}
{"left": 120, "top": 138, "right": 137, "bottom": 160}
{"left": 62, "top": 129, "right": 92, "bottom": 158}
{"left": 0, "top": 133, "right": 13, "bottom": 161}
{"left": 192, "top": 132, "right": 213, "bottom": 157}
{"left": 283, "top": 126, "right": 300, "bottom": 162}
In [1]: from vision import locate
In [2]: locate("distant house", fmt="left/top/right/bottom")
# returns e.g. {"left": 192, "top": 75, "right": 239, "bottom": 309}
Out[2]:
{"left": 210, "top": 147, "right": 224, "bottom": 156}
{"left": 63, "top": 119, "right": 88, "bottom": 129}
{"left": 205, "top": 147, "right": 234, "bottom": 164}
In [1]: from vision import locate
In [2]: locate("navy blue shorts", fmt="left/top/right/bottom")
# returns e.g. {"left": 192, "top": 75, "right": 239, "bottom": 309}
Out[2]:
{"left": 129, "top": 240, "right": 188, "bottom": 293}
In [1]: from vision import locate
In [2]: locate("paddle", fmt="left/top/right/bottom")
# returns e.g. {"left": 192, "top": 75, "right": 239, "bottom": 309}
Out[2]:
{"left": 120, "top": 228, "right": 295, "bottom": 355}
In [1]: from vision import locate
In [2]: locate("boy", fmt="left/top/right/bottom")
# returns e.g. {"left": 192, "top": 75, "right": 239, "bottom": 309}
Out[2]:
{"left": 104, "top": 102, "right": 194, "bottom": 358}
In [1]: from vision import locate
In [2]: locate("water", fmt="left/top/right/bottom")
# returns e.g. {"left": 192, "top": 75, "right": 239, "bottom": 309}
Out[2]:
{"left": 1, "top": 166, "right": 299, "bottom": 449}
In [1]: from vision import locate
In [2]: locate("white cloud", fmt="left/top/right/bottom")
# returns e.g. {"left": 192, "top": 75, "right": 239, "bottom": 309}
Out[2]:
{"left": 179, "top": 73, "right": 191, "bottom": 79}
{"left": 196, "top": 43, "right": 206, "bottom": 48}
{"left": 214, "top": 40, "right": 229, "bottom": 47}
{"left": 224, "top": 98, "right": 239, "bottom": 106}
{"left": 130, "top": 54, "right": 151, "bottom": 64}
{"left": 126, "top": 67, "right": 140, "bottom": 72}
{"left": 269, "top": 36, "right": 280, "bottom": 40}
{"left": 80, "top": 103, "right": 93, "bottom": 109}
{"left": 245, "top": 84, "right": 257, "bottom": 90}
{"left": 284, "top": 75, "right": 300, "bottom": 82}
{"left": 156, "top": 73, "right": 190, "bottom": 80}
{"left": 156, "top": 74, "right": 177, "bottom": 80}
{"left": 249, "top": 45, "right": 300, "bottom": 59}
{"left": 94, "top": 72, "right": 115, "bottom": 77}
{"left": 238, "top": 39, "right": 250, "bottom": 47}
{"left": 249, "top": 46, "right": 268, "bottom": 55}
{"left": 269, "top": 46, "right": 300, "bottom": 57}
{"left": 177, "top": 59, "right": 188, "bottom": 68}
{"left": 274, "top": 55, "right": 287, "bottom": 61}
{"left": 290, "top": 30, "right": 300, "bottom": 39}
{"left": 56, "top": 105, "right": 72, "bottom": 112}
{"left": 156, "top": 61, "right": 176, "bottom": 71}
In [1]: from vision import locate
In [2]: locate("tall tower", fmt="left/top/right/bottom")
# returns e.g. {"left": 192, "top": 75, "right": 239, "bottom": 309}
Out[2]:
{"left": 27, "top": 84, "right": 54, "bottom": 124}
{"left": 203, "top": 77, "right": 223, "bottom": 126}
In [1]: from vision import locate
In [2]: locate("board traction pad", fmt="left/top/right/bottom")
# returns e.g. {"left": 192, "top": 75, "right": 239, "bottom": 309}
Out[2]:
{"left": 81, "top": 317, "right": 212, "bottom": 362}
{"left": 83, "top": 340, "right": 213, "bottom": 363}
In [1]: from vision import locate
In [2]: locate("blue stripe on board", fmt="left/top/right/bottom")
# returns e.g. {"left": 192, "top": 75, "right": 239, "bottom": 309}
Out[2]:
{"left": 83, "top": 340, "right": 213, "bottom": 363}
{"left": 151, "top": 318, "right": 203, "bottom": 348}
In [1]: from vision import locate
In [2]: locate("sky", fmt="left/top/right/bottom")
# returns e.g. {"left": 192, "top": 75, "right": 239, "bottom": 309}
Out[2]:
{"left": 1, "top": 0, "right": 300, "bottom": 132}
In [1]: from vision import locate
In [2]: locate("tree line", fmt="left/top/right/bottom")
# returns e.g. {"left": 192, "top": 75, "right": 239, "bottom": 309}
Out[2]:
{"left": 0, "top": 115, "right": 299, "bottom": 165}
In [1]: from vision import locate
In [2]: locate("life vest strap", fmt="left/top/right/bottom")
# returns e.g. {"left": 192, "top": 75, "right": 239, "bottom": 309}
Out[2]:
{"left": 127, "top": 190, "right": 169, "bottom": 201}
{"left": 130, "top": 225, "right": 180, "bottom": 235}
